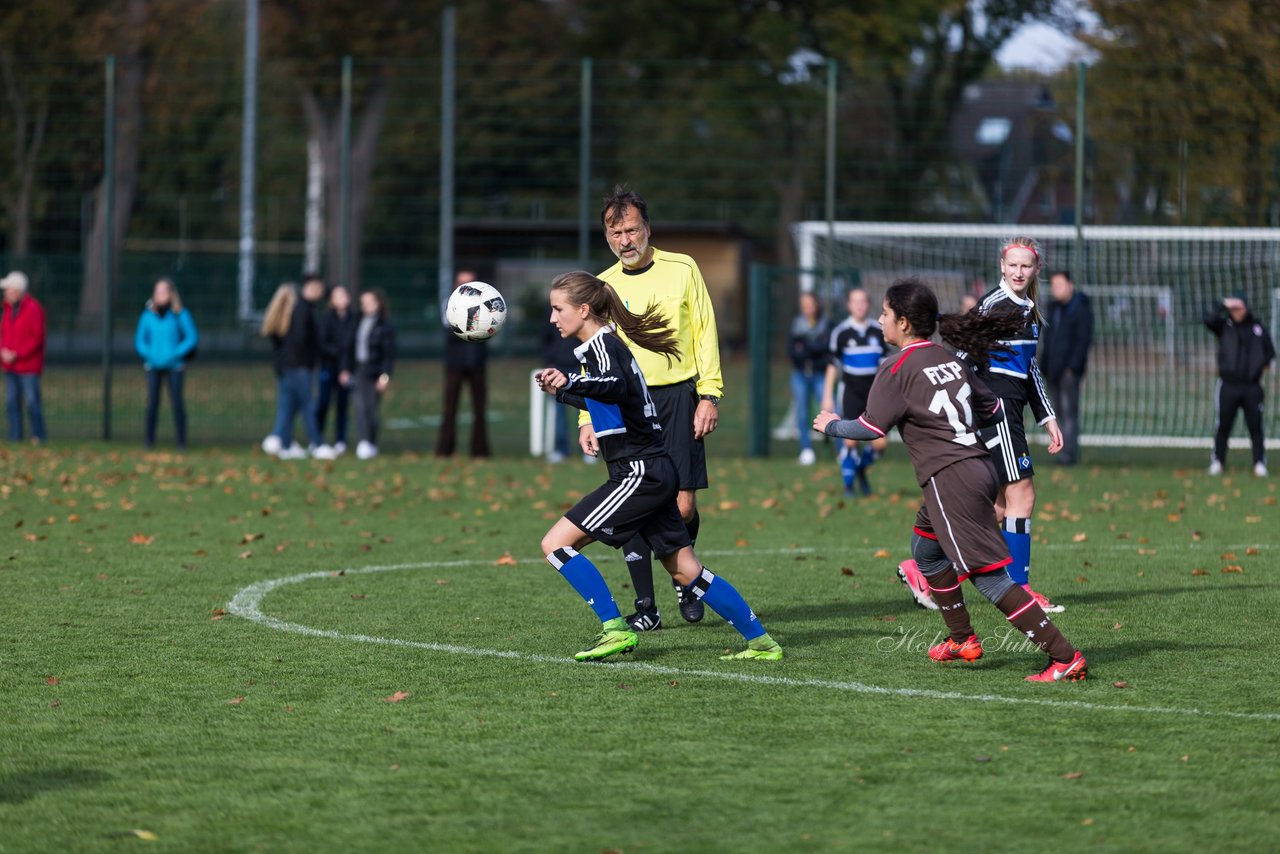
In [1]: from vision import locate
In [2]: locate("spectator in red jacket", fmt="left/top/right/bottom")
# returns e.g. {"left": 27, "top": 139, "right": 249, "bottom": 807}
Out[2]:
{"left": 1, "top": 271, "right": 47, "bottom": 444}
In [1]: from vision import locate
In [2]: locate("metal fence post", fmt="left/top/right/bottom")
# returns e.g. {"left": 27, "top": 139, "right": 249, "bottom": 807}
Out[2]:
{"left": 748, "top": 263, "right": 771, "bottom": 457}
{"left": 577, "top": 57, "right": 593, "bottom": 269}
{"left": 339, "top": 55, "right": 352, "bottom": 285}
{"left": 101, "top": 55, "right": 116, "bottom": 442}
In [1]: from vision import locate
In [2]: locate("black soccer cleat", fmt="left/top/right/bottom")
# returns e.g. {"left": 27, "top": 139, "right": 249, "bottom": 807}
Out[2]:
{"left": 673, "top": 581, "right": 705, "bottom": 623}
{"left": 625, "top": 597, "right": 662, "bottom": 632}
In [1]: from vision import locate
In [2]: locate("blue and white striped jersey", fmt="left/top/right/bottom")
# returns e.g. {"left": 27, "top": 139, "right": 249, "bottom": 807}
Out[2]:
{"left": 828, "top": 317, "right": 886, "bottom": 381}
{"left": 555, "top": 326, "right": 667, "bottom": 467}
{"left": 974, "top": 281, "right": 1056, "bottom": 424}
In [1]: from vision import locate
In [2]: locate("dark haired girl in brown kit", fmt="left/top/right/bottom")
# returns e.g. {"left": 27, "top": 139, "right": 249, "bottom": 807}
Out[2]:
{"left": 814, "top": 277, "right": 1086, "bottom": 683}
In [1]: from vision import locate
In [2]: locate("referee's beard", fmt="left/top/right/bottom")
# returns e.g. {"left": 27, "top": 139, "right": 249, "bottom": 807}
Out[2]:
{"left": 617, "top": 238, "right": 651, "bottom": 269}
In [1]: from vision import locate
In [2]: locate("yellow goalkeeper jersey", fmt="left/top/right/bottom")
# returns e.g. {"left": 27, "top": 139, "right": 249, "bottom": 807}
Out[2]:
{"left": 579, "top": 247, "right": 723, "bottom": 425}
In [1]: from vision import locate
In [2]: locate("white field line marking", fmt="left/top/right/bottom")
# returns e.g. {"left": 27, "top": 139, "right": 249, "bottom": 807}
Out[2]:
{"left": 227, "top": 556, "right": 1280, "bottom": 724}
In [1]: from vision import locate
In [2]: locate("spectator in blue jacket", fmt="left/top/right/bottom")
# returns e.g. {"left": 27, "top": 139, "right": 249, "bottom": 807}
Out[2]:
{"left": 134, "top": 277, "right": 198, "bottom": 450}
{"left": 1039, "top": 270, "right": 1093, "bottom": 466}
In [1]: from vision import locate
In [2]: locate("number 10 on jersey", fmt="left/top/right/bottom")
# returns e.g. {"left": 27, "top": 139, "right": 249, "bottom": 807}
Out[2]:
{"left": 928, "top": 383, "right": 979, "bottom": 446}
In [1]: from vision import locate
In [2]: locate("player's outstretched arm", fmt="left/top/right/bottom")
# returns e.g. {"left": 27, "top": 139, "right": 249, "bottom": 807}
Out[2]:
{"left": 814, "top": 410, "right": 883, "bottom": 441}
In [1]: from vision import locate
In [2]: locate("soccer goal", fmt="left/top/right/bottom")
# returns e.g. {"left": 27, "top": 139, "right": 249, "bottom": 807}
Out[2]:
{"left": 791, "top": 222, "right": 1280, "bottom": 449}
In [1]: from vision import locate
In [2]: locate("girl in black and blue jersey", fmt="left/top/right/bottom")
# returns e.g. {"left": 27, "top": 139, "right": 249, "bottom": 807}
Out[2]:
{"left": 536, "top": 271, "right": 782, "bottom": 663}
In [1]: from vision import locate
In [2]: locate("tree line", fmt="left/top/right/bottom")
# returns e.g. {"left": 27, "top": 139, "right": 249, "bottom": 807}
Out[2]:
{"left": 1, "top": 0, "right": 1277, "bottom": 321}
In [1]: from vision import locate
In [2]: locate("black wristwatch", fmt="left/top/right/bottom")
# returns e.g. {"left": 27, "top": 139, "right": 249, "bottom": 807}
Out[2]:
{"left": 699, "top": 395, "right": 720, "bottom": 406}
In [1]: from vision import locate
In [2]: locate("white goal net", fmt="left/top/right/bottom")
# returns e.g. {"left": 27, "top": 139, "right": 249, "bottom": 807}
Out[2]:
{"left": 792, "top": 222, "right": 1280, "bottom": 449}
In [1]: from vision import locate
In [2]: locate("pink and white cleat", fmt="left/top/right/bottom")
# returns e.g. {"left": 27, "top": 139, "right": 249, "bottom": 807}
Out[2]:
{"left": 1024, "top": 584, "right": 1065, "bottom": 614}
{"left": 897, "top": 560, "right": 939, "bottom": 611}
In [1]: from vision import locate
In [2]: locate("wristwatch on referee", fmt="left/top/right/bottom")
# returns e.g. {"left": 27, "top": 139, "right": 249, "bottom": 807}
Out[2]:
{"left": 699, "top": 394, "right": 719, "bottom": 406}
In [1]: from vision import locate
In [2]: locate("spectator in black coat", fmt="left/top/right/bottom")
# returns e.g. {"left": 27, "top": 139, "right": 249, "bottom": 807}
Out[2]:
{"left": 436, "top": 270, "right": 490, "bottom": 458}
{"left": 316, "top": 284, "right": 358, "bottom": 453}
{"left": 342, "top": 288, "right": 396, "bottom": 460}
{"left": 1040, "top": 270, "right": 1093, "bottom": 466}
{"left": 1205, "top": 291, "right": 1275, "bottom": 477}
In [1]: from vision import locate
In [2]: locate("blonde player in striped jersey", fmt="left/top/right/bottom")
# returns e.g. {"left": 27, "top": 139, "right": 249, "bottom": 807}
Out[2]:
{"left": 578, "top": 187, "right": 724, "bottom": 633}
{"left": 972, "top": 236, "right": 1064, "bottom": 613}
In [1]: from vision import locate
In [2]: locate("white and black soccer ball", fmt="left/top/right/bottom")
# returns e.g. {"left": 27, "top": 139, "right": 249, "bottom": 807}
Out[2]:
{"left": 446, "top": 281, "right": 508, "bottom": 342}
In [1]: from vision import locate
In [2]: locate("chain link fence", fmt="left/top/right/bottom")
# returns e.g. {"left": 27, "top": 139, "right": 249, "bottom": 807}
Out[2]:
{"left": 2, "top": 47, "right": 1278, "bottom": 446}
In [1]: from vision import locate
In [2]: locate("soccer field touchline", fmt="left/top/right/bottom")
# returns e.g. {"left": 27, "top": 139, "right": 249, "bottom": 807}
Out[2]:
{"left": 226, "top": 556, "right": 1280, "bottom": 725}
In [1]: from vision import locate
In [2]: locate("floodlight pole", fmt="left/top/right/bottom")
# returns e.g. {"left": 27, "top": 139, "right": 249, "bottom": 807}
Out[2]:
{"left": 438, "top": 5, "right": 456, "bottom": 309}
{"left": 237, "top": 0, "right": 258, "bottom": 323}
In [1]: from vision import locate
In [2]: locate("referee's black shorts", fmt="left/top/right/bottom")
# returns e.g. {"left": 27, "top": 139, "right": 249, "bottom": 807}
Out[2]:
{"left": 565, "top": 454, "right": 691, "bottom": 558}
{"left": 977, "top": 399, "right": 1035, "bottom": 483}
{"left": 649, "top": 379, "right": 708, "bottom": 491}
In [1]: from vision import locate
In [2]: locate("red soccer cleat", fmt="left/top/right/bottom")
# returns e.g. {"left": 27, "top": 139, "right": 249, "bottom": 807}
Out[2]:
{"left": 1025, "top": 651, "right": 1088, "bottom": 682}
{"left": 898, "top": 560, "right": 939, "bottom": 611}
{"left": 929, "top": 634, "right": 983, "bottom": 662}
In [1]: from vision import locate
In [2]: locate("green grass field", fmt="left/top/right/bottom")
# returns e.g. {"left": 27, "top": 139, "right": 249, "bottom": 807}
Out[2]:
{"left": 2, "top": 443, "right": 1278, "bottom": 852}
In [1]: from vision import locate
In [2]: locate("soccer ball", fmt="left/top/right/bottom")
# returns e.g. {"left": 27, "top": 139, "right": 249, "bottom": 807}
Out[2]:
{"left": 446, "top": 281, "right": 508, "bottom": 342}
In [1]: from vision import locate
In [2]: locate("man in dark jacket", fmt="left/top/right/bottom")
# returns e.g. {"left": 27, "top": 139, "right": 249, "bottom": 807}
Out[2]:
{"left": 436, "top": 270, "right": 491, "bottom": 458}
{"left": 1205, "top": 291, "right": 1275, "bottom": 477}
{"left": 1039, "top": 270, "right": 1093, "bottom": 466}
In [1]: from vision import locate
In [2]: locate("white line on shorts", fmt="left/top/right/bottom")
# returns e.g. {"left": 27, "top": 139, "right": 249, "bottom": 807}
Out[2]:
{"left": 227, "top": 555, "right": 1280, "bottom": 724}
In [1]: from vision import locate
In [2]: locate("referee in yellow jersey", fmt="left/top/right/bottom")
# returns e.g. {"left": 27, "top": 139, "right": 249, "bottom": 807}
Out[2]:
{"left": 579, "top": 186, "right": 723, "bottom": 630}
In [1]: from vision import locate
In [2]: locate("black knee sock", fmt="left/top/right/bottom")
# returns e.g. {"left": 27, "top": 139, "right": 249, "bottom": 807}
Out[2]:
{"left": 622, "top": 532, "right": 655, "bottom": 604}
{"left": 685, "top": 509, "right": 701, "bottom": 546}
